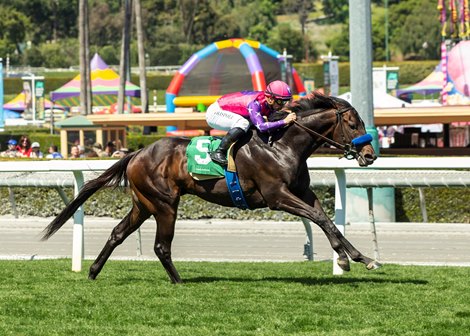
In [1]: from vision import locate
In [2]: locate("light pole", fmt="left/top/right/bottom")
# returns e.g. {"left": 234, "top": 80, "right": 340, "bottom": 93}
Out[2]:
{"left": 0, "top": 58, "right": 4, "bottom": 131}
{"left": 385, "top": 0, "right": 389, "bottom": 62}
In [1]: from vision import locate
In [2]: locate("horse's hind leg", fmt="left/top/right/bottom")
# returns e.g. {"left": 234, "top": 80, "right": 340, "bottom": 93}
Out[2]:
{"left": 89, "top": 204, "right": 150, "bottom": 280}
{"left": 153, "top": 202, "right": 182, "bottom": 284}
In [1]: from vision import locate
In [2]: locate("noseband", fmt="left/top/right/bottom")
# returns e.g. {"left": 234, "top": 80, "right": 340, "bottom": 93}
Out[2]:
{"left": 292, "top": 106, "right": 372, "bottom": 160}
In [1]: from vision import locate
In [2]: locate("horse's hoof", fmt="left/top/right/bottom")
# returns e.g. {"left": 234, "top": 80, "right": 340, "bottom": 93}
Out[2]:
{"left": 337, "top": 258, "right": 350, "bottom": 272}
{"left": 366, "top": 260, "right": 382, "bottom": 270}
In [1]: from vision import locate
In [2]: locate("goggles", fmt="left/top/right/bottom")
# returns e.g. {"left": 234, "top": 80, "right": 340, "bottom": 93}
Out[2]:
{"left": 273, "top": 98, "right": 290, "bottom": 106}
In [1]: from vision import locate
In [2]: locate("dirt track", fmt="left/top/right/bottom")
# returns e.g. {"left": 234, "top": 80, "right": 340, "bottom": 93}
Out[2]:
{"left": 1, "top": 216, "right": 470, "bottom": 266}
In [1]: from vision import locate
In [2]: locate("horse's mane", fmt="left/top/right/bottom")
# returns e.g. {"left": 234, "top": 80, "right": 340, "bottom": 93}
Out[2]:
{"left": 268, "top": 92, "right": 350, "bottom": 122}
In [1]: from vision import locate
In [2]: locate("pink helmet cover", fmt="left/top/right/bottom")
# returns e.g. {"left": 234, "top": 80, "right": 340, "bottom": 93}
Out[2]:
{"left": 265, "top": 80, "right": 292, "bottom": 100}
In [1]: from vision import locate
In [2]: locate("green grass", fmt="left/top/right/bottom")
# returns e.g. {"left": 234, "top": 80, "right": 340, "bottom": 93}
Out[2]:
{"left": 1, "top": 260, "right": 469, "bottom": 335}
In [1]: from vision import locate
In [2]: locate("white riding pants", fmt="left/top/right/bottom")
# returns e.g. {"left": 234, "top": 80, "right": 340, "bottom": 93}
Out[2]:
{"left": 206, "top": 102, "right": 250, "bottom": 132}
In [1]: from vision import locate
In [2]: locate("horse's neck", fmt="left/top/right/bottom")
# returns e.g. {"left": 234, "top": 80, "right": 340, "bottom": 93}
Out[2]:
{"left": 247, "top": 128, "right": 315, "bottom": 165}
{"left": 272, "top": 115, "right": 335, "bottom": 160}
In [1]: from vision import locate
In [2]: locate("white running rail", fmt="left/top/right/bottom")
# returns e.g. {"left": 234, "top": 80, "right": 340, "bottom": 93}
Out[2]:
{"left": 0, "top": 157, "right": 468, "bottom": 273}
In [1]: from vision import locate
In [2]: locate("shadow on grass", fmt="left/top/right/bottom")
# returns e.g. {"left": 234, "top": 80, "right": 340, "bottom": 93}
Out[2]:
{"left": 183, "top": 276, "right": 428, "bottom": 286}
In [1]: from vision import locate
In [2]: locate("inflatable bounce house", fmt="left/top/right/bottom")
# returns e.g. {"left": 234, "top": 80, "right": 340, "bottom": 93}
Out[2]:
{"left": 396, "top": 41, "right": 470, "bottom": 105}
{"left": 442, "top": 40, "right": 470, "bottom": 105}
{"left": 166, "top": 38, "right": 306, "bottom": 121}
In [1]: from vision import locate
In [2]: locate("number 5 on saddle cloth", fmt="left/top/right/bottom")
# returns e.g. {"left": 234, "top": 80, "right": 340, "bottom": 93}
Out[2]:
{"left": 186, "top": 136, "right": 249, "bottom": 209}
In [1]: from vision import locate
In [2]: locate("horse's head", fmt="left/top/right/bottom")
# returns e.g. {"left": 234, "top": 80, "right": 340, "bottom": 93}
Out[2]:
{"left": 285, "top": 93, "right": 377, "bottom": 167}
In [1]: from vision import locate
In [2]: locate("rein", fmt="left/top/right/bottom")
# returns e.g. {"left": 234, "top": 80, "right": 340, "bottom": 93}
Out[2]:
{"left": 292, "top": 106, "right": 371, "bottom": 160}
{"left": 292, "top": 106, "right": 352, "bottom": 151}
{"left": 293, "top": 120, "right": 346, "bottom": 150}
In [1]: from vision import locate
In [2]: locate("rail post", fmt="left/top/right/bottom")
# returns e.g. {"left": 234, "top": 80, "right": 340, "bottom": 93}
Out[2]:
{"left": 333, "top": 169, "right": 346, "bottom": 275}
{"left": 72, "top": 171, "right": 85, "bottom": 272}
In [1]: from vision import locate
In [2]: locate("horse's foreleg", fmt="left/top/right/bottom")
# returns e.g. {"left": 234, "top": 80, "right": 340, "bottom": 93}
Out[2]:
{"left": 300, "top": 188, "right": 380, "bottom": 270}
{"left": 297, "top": 188, "right": 350, "bottom": 270}
{"left": 89, "top": 205, "right": 150, "bottom": 280}
{"left": 266, "top": 186, "right": 378, "bottom": 271}
{"left": 154, "top": 203, "right": 182, "bottom": 284}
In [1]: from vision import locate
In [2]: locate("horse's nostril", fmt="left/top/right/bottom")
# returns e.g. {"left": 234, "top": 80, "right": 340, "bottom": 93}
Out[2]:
{"left": 363, "top": 153, "right": 376, "bottom": 163}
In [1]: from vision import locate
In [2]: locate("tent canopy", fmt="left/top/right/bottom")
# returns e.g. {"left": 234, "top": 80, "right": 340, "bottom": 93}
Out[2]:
{"left": 50, "top": 53, "right": 141, "bottom": 101}
{"left": 3, "top": 91, "right": 65, "bottom": 112}
{"left": 396, "top": 63, "right": 443, "bottom": 97}
{"left": 396, "top": 41, "right": 470, "bottom": 104}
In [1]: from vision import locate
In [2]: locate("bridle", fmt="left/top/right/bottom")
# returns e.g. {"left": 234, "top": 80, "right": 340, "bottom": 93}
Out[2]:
{"left": 292, "top": 106, "right": 372, "bottom": 160}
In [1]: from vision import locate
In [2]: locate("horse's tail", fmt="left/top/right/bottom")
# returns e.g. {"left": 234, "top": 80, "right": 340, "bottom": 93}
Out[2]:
{"left": 41, "top": 150, "right": 141, "bottom": 240}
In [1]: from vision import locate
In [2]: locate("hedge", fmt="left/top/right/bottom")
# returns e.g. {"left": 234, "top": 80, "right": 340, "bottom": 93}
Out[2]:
{"left": 0, "top": 185, "right": 468, "bottom": 223}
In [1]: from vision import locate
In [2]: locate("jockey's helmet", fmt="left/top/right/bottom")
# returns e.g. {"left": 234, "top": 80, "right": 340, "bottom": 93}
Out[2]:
{"left": 265, "top": 80, "right": 292, "bottom": 101}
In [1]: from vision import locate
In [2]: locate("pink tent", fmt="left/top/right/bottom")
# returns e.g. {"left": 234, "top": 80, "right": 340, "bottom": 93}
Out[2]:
{"left": 445, "top": 40, "right": 470, "bottom": 105}
{"left": 396, "top": 63, "right": 444, "bottom": 97}
{"left": 397, "top": 41, "right": 470, "bottom": 105}
{"left": 3, "top": 91, "right": 65, "bottom": 112}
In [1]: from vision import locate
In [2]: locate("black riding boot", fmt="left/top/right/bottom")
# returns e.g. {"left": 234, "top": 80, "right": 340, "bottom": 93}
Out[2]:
{"left": 210, "top": 127, "right": 245, "bottom": 166}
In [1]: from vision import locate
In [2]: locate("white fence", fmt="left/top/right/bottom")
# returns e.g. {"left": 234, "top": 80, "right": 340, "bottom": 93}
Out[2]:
{"left": 0, "top": 157, "right": 469, "bottom": 273}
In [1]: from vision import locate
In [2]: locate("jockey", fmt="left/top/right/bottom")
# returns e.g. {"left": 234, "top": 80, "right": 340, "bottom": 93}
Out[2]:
{"left": 206, "top": 80, "right": 297, "bottom": 166}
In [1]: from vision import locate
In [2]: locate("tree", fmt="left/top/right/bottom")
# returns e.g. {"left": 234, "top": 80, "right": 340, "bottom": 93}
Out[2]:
{"left": 88, "top": 2, "right": 122, "bottom": 46}
{"left": 321, "top": 0, "right": 349, "bottom": 23}
{"left": 325, "top": 24, "right": 350, "bottom": 61}
{"left": 389, "top": 0, "right": 440, "bottom": 60}
{"left": 79, "top": 0, "right": 91, "bottom": 115}
{"left": 8, "top": 0, "right": 78, "bottom": 43}
{"left": 282, "top": 0, "right": 314, "bottom": 35}
{"left": 191, "top": 1, "right": 222, "bottom": 44}
{"left": 135, "top": 0, "right": 148, "bottom": 113}
{"left": 268, "top": 23, "right": 313, "bottom": 62}
{"left": 0, "top": 6, "right": 30, "bottom": 56}
{"left": 178, "top": 0, "right": 199, "bottom": 43}
{"left": 118, "top": 0, "right": 133, "bottom": 115}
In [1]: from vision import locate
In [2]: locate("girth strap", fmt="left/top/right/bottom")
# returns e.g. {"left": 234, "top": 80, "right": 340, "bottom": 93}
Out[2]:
{"left": 224, "top": 169, "right": 249, "bottom": 210}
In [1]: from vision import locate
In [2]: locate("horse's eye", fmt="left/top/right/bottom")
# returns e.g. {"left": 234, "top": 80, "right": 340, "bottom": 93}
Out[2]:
{"left": 348, "top": 121, "right": 358, "bottom": 130}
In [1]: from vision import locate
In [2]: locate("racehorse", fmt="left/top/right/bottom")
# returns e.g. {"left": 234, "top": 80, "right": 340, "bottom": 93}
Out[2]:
{"left": 42, "top": 92, "right": 380, "bottom": 283}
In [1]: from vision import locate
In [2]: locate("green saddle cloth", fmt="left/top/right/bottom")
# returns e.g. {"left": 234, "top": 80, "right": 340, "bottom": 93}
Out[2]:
{"left": 186, "top": 136, "right": 225, "bottom": 178}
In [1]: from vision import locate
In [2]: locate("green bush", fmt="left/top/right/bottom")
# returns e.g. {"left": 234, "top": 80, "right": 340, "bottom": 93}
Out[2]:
{"left": 126, "top": 133, "right": 167, "bottom": 151}
{"left": 0, "top": 184, "right": 467, "bottom": 223}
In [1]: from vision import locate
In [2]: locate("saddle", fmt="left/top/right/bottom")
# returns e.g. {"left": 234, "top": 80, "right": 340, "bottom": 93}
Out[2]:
{"left": 186, "top": 136, "right": 237, "bottom": 180}
{"left": 186, "top": 136, "right": 248, "bottom": 209}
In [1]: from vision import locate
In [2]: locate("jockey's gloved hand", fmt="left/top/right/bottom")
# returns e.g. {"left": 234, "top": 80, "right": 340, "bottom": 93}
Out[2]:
{"left": 283, "top": 113, "right": 297, "bottom": 125}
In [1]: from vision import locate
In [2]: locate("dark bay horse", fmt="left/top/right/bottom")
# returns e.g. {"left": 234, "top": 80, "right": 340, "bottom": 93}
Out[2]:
{"left": 42, "top": 93, "right": 380, "bottom": 283}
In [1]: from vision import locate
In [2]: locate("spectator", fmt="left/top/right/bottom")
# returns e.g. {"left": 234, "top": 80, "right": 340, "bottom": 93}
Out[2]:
{"left": 16, "top": 135, "right": 32, "bottom": 158}
{"left": 0, "top": 139, "right": 18, "bottom": 158}
{"left": 30, "top": 142, "right": 44, "bottom": 158}
{"left": 92, "top": 142, "right": 106, "bottom": 157}
{"left": 69, "top": 145, "right": 80, "bottom": 158}
{"left": 111, "top": 147, "right": 129, "bottom": 158}
{"left": 104, "top": 141, "right": 116, "bottom": 157}
{"left": 46, "top": 145, "right": 64, "bottom": 159}
{"left": 77, "top": 145, "right": 86, "bottom": 158}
